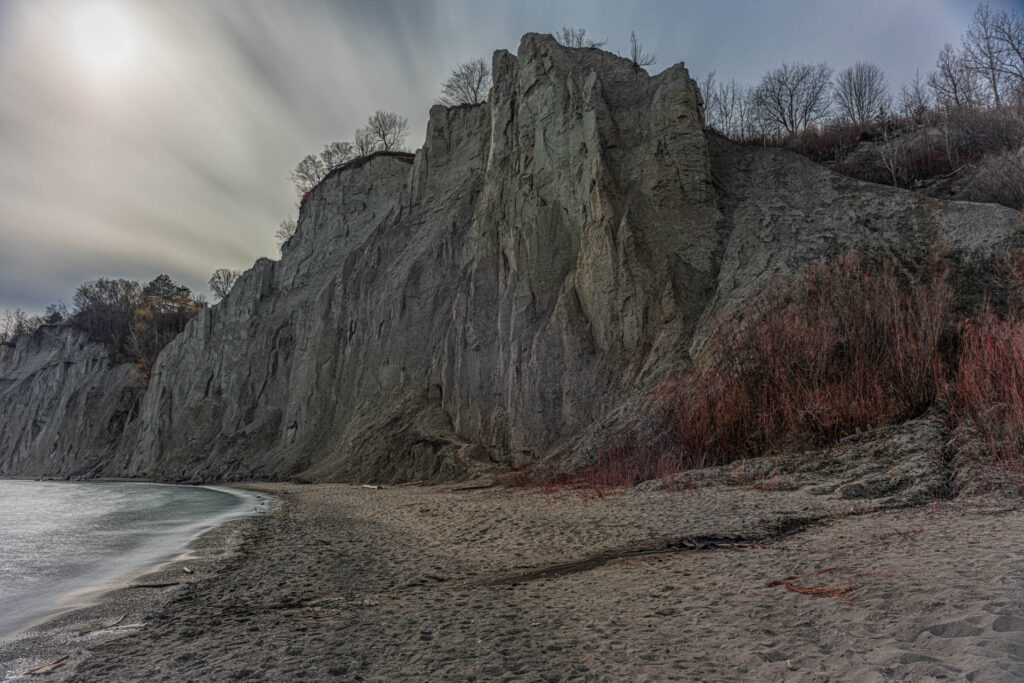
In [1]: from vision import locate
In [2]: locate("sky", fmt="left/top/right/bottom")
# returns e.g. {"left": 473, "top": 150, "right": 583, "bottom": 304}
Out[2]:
{"left": 0, "top": 0, "right": 1015, "bottom": 312}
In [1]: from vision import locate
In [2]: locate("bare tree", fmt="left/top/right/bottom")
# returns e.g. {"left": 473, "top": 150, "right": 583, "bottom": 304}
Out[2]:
{"left": 354, "top": 128, "right": 378, "bottom": 157}
{"left": 963, "top": 3, "right": 1007, "bottom": 107}
{"left": 628, "top": 31, "right": 655, "bottom": 68}
{"left": 289, "top": 154, "right": 326, "bottom": 196}
{"left": 208, "top": 268, "right": 242, "bottom": 301}
{"left": 753, "top": 62, "right": 833, "bottom": 134}
{"left": 701, "top": 72, "right": 758, "bottom": 139}
{"left": 834, "top": 62, "right": 890, "bottom": 124}
{"left": 360, "top": 110, "right": 409, "bottom": 153}
{"left": 43, "top": 302, "right": 67, "bottom": 324}
{"left": 700, "top": 70, "right": 717, "bottom": 108}
{"left": 700, "top": 70, "right": 722, "bottom": 129}
{"left": 898, "top": 69, "right": 933, "bottom": 121}
{"left": 930, "top": 43, "right": 985, "bottom": 110}
{"left": 275, "top": 218, "right": 297, "bottom": 250}
{"left": 0, "top": 310, "right": 16, "bottom": 343}
{"left": 729, "top": 83, "right": 759, "bottom": 139}
{"left": 11, "top": 308, "right": 42, "bottom": 338}
{"left": 0, "top": 308, "right": 39, "bottom": 343}
{"left": 553, "top": 27, "right": 606, "bottom": 48}
{"left": 991, "top": 5, "right": 1024, "bottom": 94}
{"left": 877, "top": 127, "right": 911, "bottom": 187}
{"left": 321, "top": 141, "right": 355, "bottom": 171}
{"left": 288, "top": 142, "right": 353, "bottom": 199}
{"left": 438, "top": 58, "right": 491, "bottom": 106}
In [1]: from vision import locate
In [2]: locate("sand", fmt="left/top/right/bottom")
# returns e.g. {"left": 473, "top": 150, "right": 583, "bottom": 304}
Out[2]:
{"left": 3, "top": 465, "right": 1023, "bottom": 681}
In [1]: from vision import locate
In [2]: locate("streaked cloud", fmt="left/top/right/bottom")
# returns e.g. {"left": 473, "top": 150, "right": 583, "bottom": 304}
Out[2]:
{"left": 0, "top": 0, "right": 1009, "bottom": 311}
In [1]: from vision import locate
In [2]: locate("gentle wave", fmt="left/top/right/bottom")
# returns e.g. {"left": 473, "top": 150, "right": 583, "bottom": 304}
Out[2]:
{"left": 0, "top": 480, "right": 262, "bottom": 637}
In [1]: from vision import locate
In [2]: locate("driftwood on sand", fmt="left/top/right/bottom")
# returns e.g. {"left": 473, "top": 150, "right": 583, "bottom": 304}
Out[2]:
{"left": 24, "top": 655, "right": 69, "bottom": 675}
{"left": 78, "top": 611, "right": 129, "bottom": 635}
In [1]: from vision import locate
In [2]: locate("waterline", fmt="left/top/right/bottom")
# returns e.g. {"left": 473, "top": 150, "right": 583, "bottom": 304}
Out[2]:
{"left": 0, "top": 480, "right": 262, "bottom": 638}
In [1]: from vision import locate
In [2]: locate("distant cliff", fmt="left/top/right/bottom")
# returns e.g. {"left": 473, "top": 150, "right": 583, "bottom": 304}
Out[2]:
{"left": 1, "top": 34, "right": 1020, "bottom": 482}
{"left": 0, "top": 326, "right": 142, "bottom": 477}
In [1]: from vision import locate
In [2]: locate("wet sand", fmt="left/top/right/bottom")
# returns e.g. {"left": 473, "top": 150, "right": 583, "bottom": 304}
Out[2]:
{"left": 4, "top": 470, "right": 1024, "bottom": 681}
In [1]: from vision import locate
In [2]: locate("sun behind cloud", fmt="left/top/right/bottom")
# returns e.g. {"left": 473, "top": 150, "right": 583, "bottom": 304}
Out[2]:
{"left": 65, "top": 2, "right": 141, "bottom": 81}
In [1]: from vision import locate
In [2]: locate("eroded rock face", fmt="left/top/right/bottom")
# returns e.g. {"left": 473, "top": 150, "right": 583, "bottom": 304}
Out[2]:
{"left": 0, "top": 326, "right": 142, "bottom": 478}
{"left": 2, "top": 34, "right": 1021, "bottom": 482}
{"left": 111, "top": 35, "right": 724, "bottom": 482}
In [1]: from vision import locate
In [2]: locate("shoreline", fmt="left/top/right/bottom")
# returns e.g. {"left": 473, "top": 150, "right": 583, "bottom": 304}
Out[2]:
{"left": 5, "top": 474, "right": 1021, "bottom": 680}
{"left": 0, "top": 484, "right": 275, "bottom": 681}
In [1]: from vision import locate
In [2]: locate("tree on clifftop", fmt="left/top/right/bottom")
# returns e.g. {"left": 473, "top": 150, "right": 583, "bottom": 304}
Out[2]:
{"left": 753, "top": 61, "right": 833, "bottom": 134}
{"left": 321, "top": 141, "right": 355, "bottom": 171}
{"left": 71, "top": 275, "right": 202, "bottom": 378}
{"left": 553, "top": 27, "right": 606, "bottom": 49}
{"left": 358, "top": 110, "right": 409, "bottom": 153}
{"left": 289, "top": 154, "right": 327, "bottom": 196}
{"left": 209, "top": 268, "right": 242, "bottom": 301}
{"left": 438, "top": 58, "right": 491, "bottom": 106}
{"left": 276, "top": 218, "right": 297, "bottom": 250}
{"left": 628, "top": 31, "right": 656, "bottom": 69}
{"left": 288, "top": 142, "right": 356, "bottom": 198}
{"left": 0, "top": 309, "right": 43, "bottom": 343}
{"left": 354, "top": 128, "right": 377, "bottom": 157}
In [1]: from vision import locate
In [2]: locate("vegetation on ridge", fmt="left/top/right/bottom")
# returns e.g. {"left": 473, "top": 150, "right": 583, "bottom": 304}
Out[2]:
{"left": 1, "top": 274, "right": 203, "bottom": 382}
{"left": 510, "top": 249, "right": 1024, "bottom": 493}
{"left": 701, "top": 2, "right": 1024, "bottom": 208}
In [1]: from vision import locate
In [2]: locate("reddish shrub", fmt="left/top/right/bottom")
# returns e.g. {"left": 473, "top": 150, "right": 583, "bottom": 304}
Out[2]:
{"left": 669, "top": 253, "right": 951, "bottom": 466}
{"left": 948, "top": 308, "right": 1024, "bottom": 478}
{"left": 508, "top": 250, "right": 1024, "bottom": 494}
{"left": 511, "top": 252, "right": 955, "bottom": 494}
{"left": 497, "top": 431, "right": 699, "bottom": 496}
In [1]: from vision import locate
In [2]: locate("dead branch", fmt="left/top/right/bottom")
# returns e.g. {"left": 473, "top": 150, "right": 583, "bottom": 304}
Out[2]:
{"left": 451, "top": 482, "right": 497, "bottom": 492}
{"left": 24, "top": 655, "right": 69, "bottom": 675}
{"left": 78, "top": 611, "right": 129, "bottom": 635}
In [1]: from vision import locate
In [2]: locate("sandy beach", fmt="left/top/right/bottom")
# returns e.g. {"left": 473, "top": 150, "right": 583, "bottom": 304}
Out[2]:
{"left": 3, "top": 447, "right": 1024, "bottom": 681}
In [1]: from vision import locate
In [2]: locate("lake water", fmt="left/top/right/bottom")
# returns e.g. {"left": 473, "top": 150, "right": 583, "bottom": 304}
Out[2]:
{"left": 0, "top": 480, "right": 262, "bottom": 637}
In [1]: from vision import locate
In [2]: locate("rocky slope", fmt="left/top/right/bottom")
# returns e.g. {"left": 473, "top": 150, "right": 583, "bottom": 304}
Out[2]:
{"left": 0, "top": 326, "right": 142, "bottom": 477}
{"left": 823, "top": 124, "right": 1024, "bottom": 210}
{"left": 2, "top": 34, "right": 1021, "bottom": 482}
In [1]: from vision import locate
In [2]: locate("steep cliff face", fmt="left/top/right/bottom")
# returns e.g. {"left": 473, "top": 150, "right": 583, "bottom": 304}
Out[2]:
{"left": 3, "top": 34, "right": 1020, "bottom": 483}
{"left": 0, "top": 326, "right": 142, "bottom": 478}
{"left": 111, "top": 34, "right": 1020, "bottom": 483}
{"left": 110, "top": 35, "right": 721, "bottom": 482}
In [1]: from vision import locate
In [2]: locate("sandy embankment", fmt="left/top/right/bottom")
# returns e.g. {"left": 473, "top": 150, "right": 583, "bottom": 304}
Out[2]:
{"left": 3, "top": 451, "right": 1023, "bottom": 681}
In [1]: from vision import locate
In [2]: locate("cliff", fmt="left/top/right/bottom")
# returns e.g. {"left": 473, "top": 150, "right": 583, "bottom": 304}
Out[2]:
{"left": 0, "top": 326, "right": 142, "bottom": 477}
{"left": 2, "top": 34, "right": 1021, "bottom": 482}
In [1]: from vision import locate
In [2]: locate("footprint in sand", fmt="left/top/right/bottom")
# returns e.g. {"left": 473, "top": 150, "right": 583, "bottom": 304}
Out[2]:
{"left": 926, "top": 616, "right": 985, "bottom": 639}
{"left": 992, "top": 615, "right": 1024, "bottom": 633}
